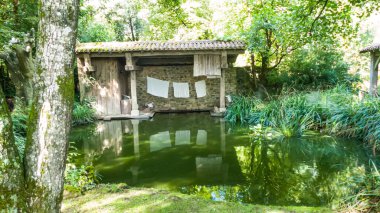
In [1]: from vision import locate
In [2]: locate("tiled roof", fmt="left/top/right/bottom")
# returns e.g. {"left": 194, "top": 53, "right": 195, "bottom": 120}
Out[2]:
{"left": 360, "top": 43, "right": 380, "bottom": 53}
{"left": 76, "top": 40, "right": 246, "bottom": 53}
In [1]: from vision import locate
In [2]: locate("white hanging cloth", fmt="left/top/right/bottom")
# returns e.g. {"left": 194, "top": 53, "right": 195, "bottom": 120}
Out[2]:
{"left": 175, "top": 130, "right": 191, "bottom": 145}
{"left": 195, "top": 80, "right": 207, "bottom": 98}
{"left": 147, "top": 77, "right": 169, "bottom": 98}
{"left": 193, "top": 54, "right": 221, "bottom": 77}
{"left": 173, "top": 82, "right": 190, "bottom": 98}
{"left": 150, "top": 131, "right": 171, "bottom": 152}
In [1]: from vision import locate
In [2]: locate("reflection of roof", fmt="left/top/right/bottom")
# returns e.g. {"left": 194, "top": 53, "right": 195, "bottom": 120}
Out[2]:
{"left": 76, "top": 40, "right": 246, "bottom": 53}
{"left": 360, "top": 43, "right": 380, "bottom": 53}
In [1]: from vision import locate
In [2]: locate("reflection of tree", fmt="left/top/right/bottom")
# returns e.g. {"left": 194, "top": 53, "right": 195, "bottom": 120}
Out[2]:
{"left": 235, "top": 134, "right": 368, "bottom": 206}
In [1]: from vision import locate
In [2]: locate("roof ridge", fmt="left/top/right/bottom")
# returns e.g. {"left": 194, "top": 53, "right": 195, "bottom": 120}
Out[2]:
{"left": 76, "top": 40, "right": 246, "bottom": 53}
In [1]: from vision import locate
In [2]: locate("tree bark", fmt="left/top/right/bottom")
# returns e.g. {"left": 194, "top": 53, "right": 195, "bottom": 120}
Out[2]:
{"left": 0, "top": 45, "right": 34, "bottom": 105}
{"left": 24, "top": 0, "right": 79, "bottom": 211}
{"left": 0, "top": 87, "right": 26, "bottom": 211}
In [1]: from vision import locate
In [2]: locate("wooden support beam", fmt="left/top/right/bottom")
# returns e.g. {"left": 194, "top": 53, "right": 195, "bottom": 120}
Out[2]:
{"left": 125, "top": 53, "right": 141, "bottom": 71}
{"left": 369, "top": 52, "right": 379, "bottom": 96}
{"left": 83, "top": 54, "right": 95, "bottom": 72}
{"left": 221, "top": 51, "right": 228, "bottom": 68}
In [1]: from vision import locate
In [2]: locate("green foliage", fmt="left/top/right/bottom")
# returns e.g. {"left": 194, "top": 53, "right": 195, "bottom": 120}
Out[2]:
{"left": 78, "top": 22, "right": 116, "bottom": 42}
{"left": 338, "top": 161, "right": 380, "bottom": 212}
{"left": 266, "top": 95, "right": 320, "bottom": 138}
{"left": 64, "top": 145, "right": 101, "bottom": 194}
{"left": 225, "top": 96, "right": 262, "bottom": 124}
{"left": 0, "top": 0, "right": 38, "bottom": 48}
{"left": 226, "top": 86, "right": 380, "bottom": 143}
{"left": 72, "top": 100, "right": 96, "bottom": 126}
{"left": 268, "top": 47, "right": 357, "bottom": 90}
{"left": 226, "top": 93, "right": 320, "bottom": 138}
{"left": 10, "top": 100, "right": 28, "bottom": 157}
{"left": 327, "top": 95, "right": 380, "bottom": 149}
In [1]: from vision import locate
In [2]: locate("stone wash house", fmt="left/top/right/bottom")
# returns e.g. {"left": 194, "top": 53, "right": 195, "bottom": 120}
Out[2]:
{"left": 76, "top": 40, "right": 245, "bottom": 119}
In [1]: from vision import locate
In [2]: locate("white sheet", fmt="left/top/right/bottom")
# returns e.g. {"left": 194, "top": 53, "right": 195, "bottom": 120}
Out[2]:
{"left": 175, "top": 130, "right": 191, "bottom": 145}
{"left": 150, "top": 131, "right": 171, "bottom": 152}
{"left": 196, "top": 130, "right": 207, "bottom": 146}
{"left": 195, "top": 80, "right": 207, "bottom": 98}
{"left": 173, "top": 82, "right": 190, "bottom": 98}
{"left": 147, "top": 77, "right": 169, "bottom": 98}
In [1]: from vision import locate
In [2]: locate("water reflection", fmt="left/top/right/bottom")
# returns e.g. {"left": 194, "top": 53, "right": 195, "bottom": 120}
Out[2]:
{"left": 69, "top": 113, "right": 375, "bottom": 207}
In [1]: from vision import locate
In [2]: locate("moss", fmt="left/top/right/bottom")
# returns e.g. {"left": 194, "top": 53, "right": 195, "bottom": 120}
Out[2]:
{"left": 25, "top": 98, "right": 38, "bottom": 149}
{"left": 62, "top": 184, "right": 332, "bottom": 213}
{"left": 56, "top": 69, "right": 74, "bottom": 106}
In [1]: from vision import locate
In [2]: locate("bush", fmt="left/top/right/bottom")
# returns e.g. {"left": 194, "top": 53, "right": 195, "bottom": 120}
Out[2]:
{"left": 72, "top": 100, "right": 97, "bottom": 126}
{"left": 338, "top": 161, "right": 380, "bottom": 212}
{"left": 267, "top": 47, "right": 357, "bottom": 91}
{"left": 64, "top": 145, "right": 101, "bottom": 194}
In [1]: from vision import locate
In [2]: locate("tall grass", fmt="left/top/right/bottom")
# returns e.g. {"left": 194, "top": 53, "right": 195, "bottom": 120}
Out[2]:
{"left": 225, "top": 86, "right": 380, "bottom": 147}
{"left": 225, "top": 96, "right": 262, "bottom": 124}
{"left": 226, "top": 93, "right": 321, "bottom": 138}
{"left": 338, "top": 161, "right": 380, "bottom": 212}
{"left": 72, "top": 100, "right": 97, "bottom": 126}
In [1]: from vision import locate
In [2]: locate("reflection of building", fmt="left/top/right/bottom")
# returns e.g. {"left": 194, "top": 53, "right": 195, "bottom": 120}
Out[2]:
{"left": 196, "top": 155, "right": 228, "bottom": 181}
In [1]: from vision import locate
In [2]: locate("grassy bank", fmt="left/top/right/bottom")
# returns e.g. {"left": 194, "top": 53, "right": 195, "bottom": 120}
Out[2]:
{"left": 62, "top": 184, "right": 330, "bottom": 213}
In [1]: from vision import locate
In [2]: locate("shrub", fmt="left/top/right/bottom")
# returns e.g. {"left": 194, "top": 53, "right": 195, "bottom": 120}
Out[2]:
{"left": 72, "top": 100, "right": 97, "bottom": 126}
{"left": 267, "top": 47, "right": 357, "bottom": 91}
{"left": 338, "top": 161, "right": 380, "bottom": 212}
{"left": 64, "top": 144, "right": 101, "bottom": 194}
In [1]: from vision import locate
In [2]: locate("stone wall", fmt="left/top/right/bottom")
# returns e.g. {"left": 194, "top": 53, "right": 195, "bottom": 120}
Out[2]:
{"left": 136, "top": 65, "right": 236, "bottom": 111}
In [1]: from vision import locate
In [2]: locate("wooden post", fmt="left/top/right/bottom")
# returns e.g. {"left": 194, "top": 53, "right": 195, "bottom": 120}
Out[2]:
{"left": 369, "top": 52, "right": 379, "bottom": 96}
{"left": 130, "top": 70, "right": 139, "bottom": 116}
{"left": 219, "top": 69, "right": 226, "bottom": 112}
{"left": 124, "top": 53, "right": 140, "bottom": 116}
{"left": 221, "top": 51, "right": 228, "bottom": 69}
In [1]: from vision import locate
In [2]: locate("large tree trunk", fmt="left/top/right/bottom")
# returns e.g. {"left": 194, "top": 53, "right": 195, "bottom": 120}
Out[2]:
{"left": 24, "top": 0, "right": 79, "bottom": 211}
{"left": 0, "top": 45, "right": 34, "bottom": 104}
{"left": 0, "top": 87, "right": 26, "bottom": 211}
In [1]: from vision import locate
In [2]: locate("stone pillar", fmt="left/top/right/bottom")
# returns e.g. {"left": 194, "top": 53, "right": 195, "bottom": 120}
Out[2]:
{"left": 219, "top": 69, "right": 226, "bottom": 112}
{"left": 130, "top": 70, "right": 139, "bottom": 116}
{"left": 132, "top": 120, "right": 140, "bottom": 159}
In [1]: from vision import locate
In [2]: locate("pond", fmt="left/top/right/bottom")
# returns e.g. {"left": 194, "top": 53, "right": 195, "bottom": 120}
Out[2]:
{"left": 69, "top": 112, "right": 376, "bottom": 207}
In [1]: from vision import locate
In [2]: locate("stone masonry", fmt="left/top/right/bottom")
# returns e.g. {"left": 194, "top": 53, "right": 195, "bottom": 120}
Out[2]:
{"left": 136, "top": 65, "right": 236, "bottom": 111}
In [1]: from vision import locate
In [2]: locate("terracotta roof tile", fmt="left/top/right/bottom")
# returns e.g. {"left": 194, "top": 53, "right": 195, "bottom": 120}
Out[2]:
{"left": 360, "top": 43, "right": 380, "bottom": 53}
{"left": 76, "top": 40, "right": 246, "bottom": 53}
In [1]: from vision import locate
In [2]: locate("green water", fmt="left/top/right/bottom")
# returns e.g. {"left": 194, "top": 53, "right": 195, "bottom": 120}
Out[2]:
{"left": 70, "top": 112, "right": 375, "bottom": 207}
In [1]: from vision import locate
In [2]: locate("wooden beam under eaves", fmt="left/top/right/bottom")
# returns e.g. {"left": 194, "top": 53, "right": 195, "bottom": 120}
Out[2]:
{"left": 83, "top": 54, "right": 95, "bottom": 72}
{"left": 125, "top": 53, "right": 141, "bottom": 71}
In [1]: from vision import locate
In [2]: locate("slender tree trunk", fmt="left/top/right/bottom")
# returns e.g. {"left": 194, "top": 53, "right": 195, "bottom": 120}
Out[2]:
{"left": 0, "top": 87, "right": 26, "bottom": 211}
{"left": 250, "top": 53, "right": 257, "bottom": 89}
{"left": 24, "top": 0, "right": 79, "bottom": 211}
{"left": 260, "top": 55, "right": 269, "bottom": 85}
{"left": 129, "top": 17, "right": 136, "bottom": 41}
